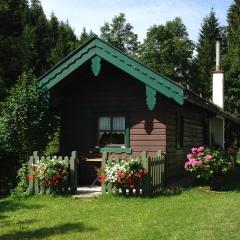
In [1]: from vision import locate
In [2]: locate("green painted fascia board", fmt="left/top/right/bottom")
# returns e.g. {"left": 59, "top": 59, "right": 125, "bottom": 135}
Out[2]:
{"left": 95, "top": 47, "right": 183, "bottom": 105}
{"left": 94, "top": 39, "right": 183, "bottom": 105}
{"left": 38, "top": 40, "right": 97, "bottom": 90}
{"left": 38, "top": 38, "right": 184, "bottom": 105}
{"left": 38, "top": 37, "right": 97, "bottom": 82}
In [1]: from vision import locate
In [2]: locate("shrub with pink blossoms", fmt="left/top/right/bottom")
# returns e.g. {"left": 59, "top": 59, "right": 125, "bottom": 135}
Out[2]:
{"left": 185, "top": 146, "right": 233, "bottom": 180}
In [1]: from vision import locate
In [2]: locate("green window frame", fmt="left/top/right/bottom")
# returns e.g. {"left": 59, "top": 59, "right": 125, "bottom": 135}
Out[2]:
{"left": 176, "top": 113, "right": 184, "bottom": 149}
{"left": 95, "top": 111, "right": 131, "bottom": 154}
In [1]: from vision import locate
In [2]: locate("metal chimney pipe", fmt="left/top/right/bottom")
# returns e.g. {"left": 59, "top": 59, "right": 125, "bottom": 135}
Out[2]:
{"left": 216, "top": 40, "right": 221, "bottom": 72}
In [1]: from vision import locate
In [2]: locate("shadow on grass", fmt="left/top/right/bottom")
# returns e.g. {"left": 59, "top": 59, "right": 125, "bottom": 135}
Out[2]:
{"left": 0, "top": 223, "right": 97, "bottom": 240}
{"left": 0, "top": 219, "right": 38, "bottom": 228}
{"left": 0, "top": 198, "right": 43, "bottom": 219}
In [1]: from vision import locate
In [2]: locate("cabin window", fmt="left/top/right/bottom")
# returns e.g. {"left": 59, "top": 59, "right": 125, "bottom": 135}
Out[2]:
{"left": 176, "top": 114, "right": 184, "bottom": 149}
{"left": 98, "top": 116, "right": 126, "bottom": 147}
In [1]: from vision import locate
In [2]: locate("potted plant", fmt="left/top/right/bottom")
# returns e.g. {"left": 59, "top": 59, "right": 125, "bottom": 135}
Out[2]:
{"left": 184, "top": 146, "right": 234, "bottom": 191}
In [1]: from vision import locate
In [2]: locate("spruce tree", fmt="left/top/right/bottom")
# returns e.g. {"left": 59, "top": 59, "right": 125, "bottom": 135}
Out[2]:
{"left": 26, "top": 0, "right": 50, "bottom": 76}
{"left": 0, "top": 0, "right": 28, "bottom": 93}
{"left": 223, "top": 0, "right": 240, "bottom": 116}
{"left": 79, "top": 27, "right": 94, "bottom": 45}
{"left": 48, "top": 20, "right": 78, "bottom": 66}
{"left": 193, "top": 9, "right": 222, "bottom": 98}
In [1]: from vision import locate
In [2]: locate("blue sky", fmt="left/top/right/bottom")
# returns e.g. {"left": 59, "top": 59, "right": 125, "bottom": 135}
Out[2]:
{"left": 41, "top": 0, "right": 233, "bottom": 42}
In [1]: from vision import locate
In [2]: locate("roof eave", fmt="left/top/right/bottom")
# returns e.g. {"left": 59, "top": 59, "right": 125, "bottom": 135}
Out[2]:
{"left": 184, "top": 89, "right": 240, "bottom": 125}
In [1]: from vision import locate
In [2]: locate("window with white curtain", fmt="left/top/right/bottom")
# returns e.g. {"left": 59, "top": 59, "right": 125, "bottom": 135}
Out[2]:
{"left": 98, "top": 115, "right": 126, "bottom": 147}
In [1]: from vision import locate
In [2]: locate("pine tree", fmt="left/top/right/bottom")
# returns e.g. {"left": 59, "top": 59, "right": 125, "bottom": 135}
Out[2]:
{"left": 139, "top": 17, "right": 194, "bottom": 84}
{"left": 223, "top": 0, "right": 240, "bottom": 116}
{"left": 193, "top": 9, "right": 222, "bottom": 98}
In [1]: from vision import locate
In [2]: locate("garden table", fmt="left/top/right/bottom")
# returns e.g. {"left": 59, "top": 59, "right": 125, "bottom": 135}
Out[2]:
{"left": 85, "top": 158, "right": 102, "bottom": 188}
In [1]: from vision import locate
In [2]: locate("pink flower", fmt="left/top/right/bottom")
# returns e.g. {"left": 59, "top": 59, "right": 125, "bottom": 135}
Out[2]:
{"left": 191, "top": 160, "right": 199, "bottom": 167}
{"left": 197, "top": 152, "right": 203, "bottom": 157}
{"left": 187, "top": 153, "right": 193, "bottom": 160}
{"left": 197, "top": 160, "right": 203, "bottom": 165}
{"left": 184, "top": 162, "right": 191, "bottom": 169}
{"left": 191, "top": 148, "right": 198, "bottom": 154}
{"left": 204, "top": 155, "right": 213, "bottom": 161}
{"left": 197, "top": 146, "right": 205, "bottom": 152}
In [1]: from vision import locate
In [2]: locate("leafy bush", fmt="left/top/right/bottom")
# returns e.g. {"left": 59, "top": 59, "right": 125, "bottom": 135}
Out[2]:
{"left": 0, "top": 71, "right": 54, "bottom": 159}
{"left": 0, "top": 71, "right": 58, "bottom": 195}
{"left": 12, "top": 162, "right": 29, "bottom": 196}
{"left": 98, "top": 158, "right": 148, "bottom": 190}
{"left": 44, "top": 128, "right": 60, "bottom": 156}
{"left": 184, "top": 146, "right": 234, "bottom": 180}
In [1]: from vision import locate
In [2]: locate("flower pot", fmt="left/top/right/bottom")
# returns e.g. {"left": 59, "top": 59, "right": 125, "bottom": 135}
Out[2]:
{"left": 210, "top": 176, "right": 224, "bottom": 191}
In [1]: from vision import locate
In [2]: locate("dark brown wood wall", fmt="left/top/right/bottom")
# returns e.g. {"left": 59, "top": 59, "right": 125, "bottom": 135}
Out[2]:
{"left": 165, "top": 103, "right": 206, "bottom": 180}
{"left": 53, "top": 60, "right": 207, "bottom": 183}
{"left": 56, "top": 61, "right": 167, "bottom": 159}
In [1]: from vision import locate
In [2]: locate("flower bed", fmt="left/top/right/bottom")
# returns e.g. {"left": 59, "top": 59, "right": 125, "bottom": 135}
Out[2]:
{"left": 28, "top": 157, "right": 69, "bottom": 192}
{"left": 98, "top": 158, "right": 148, "bottom": 191}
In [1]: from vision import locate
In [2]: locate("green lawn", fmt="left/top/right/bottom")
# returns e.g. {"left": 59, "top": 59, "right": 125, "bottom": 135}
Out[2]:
{"left": 1, "top": 187, "right": 240, "bottom": 240}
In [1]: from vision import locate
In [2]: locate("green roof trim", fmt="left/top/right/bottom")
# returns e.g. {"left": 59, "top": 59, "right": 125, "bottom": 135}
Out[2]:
{"left": 38, "top": 37, "right": 184, "bottom": 105}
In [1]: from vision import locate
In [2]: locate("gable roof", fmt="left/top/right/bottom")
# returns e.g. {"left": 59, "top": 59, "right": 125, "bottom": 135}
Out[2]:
{"left": 38, "top": 36, "right": 184, "bottom": 105}
{"left": 37, "top": 36, "right": 240, "bottom": 124}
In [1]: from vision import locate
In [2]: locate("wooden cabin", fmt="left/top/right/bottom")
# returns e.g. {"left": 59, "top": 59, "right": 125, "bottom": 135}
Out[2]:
{"left": 38, "top": 37, "right": 240, "bottom": 185}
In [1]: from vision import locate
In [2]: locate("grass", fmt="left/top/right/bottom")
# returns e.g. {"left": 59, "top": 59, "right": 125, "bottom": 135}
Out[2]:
{"left": 0, "top": 169, "right": 240, "bottom": 240}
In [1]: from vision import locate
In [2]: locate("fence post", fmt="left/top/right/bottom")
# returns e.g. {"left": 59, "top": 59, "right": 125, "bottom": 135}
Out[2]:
{"left": 33, "top": 152, "right": 39, "bottom": 194}
{"left": 141, "top": 151, "right": 151, "bottom": 196}
{"left": 161, "top": 153, "right": 165, "bottom": 188}
{"left": 33, "top": 151, "right": 38, "bottom": 159}
{"left": 157, "top": 150, "right": 162, "bottom": 157}
{"left": 27, "top": 155, "right": 34, "bottom": 194}
{"left": 70, "top": 151, "right": 77, "bottom": 194}
{"left": 101, "top": 151, "right": 108, "bottom": 194}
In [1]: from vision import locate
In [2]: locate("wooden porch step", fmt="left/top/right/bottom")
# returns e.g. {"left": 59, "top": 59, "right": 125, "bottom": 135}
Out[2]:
{"left": 72, "top": 186, "right": 101, "bottom": 199}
